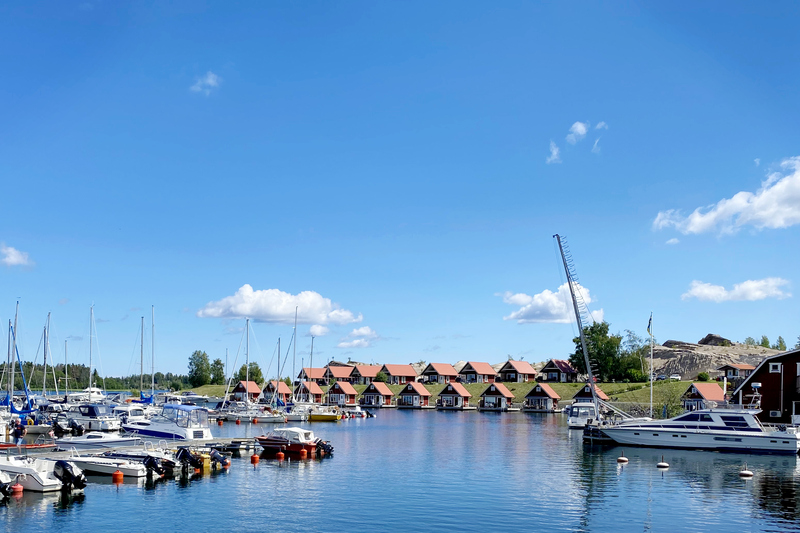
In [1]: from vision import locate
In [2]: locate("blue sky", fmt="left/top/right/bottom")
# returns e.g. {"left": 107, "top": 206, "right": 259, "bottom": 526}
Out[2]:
{"left": 2, "top": 2, "right": 799, "bottom": 379}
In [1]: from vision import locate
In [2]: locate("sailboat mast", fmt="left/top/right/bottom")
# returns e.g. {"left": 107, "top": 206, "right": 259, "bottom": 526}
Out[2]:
{"left": 151, "top": 306, "right": 155, "bottom": 396}
{"left": 292, "top": 307, "right": 297, "bottom": 392}
{"left": 245, "top": 318, "right": 250, "bottom": 393}
{"left": 10, "top": 302, "right": 18, "bottom": 398}
{"left": 140, "top": 316, "right": 144, "bottom": 393}
{"left": 42, "top": 312, "right": 50, "bottom": 395}
{"left": 6, "top": 320, "right": 12, "bottom": 401}
{"left": 649, "top": 313, "right": 654, "bottom": 418}
{"left": 64, "top": 340, "right": 69, "bottom": 401}
{"left": 89, "top": 305, "right": 93, "bottom": 390}
{"left": 554, "top": 234, "right": 600, "bottom": 420}
{"left": 310, "top": 336, "right": 315, "bottom": 379}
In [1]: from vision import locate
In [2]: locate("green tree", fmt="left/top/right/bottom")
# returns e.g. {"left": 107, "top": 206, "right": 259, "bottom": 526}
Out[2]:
{"left": 744, "top": 337, "right": 756, "bottom": 346}
{"left": 760, "top": 335, "right": 770, "bottom": 348}
{"left": 697, "top": 372, "right": 710, "bottom": 381}
{"left": 188, "top": 350, "right": 211, "bottom": 387}
{"left": 374, "top": 371, "right": 388, "bottom": 383}
{"left": 772, "top": 336, "right": 787, "bottom": 351}
{"left": 210, "top": 358, "right": 225, "bottom": 385}
{"left": 569, "top": 321, "right": 623, "bottom": 382}
{"left": 235, "top": 362, "right": 263, "bottom": 384}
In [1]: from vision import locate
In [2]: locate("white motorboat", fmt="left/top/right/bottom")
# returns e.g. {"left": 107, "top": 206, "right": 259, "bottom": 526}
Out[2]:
{"left": 112, "top": 404, "right": 148, "bottom": 424}
{"left": 65, "top": 404, "right": 121, "bottom": 431}
{"left": 0, "top": 455, "right": 87, "bottom": 492}
{"left": 598, "top": 407, "right": 800, "bottom": 454}
{"left": 567, "top": 401, "right": 599, "bottom": 429}
{"left": 65, "top": 453, "right": 148, "bottom": 477}
{"left": 121, "top": 404, "right": 213, "bottom": 440}
{"left": 56, "top": 432, "right": 143, "bottom": 450}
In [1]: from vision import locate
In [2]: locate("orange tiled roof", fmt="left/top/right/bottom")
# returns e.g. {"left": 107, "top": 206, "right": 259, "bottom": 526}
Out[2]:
{"left": 366, "top": 381, "right": 394, "bottom": 396}
{"left": 327, "top": 366, "right": 355, "bottom": 379}
{"left": 355, "top": 365, "right": 382, "bottom": 378}
{"left": 331, "top": 381, "right": 358, "bottom": 396}
{"left": 382, "top": 364, "right": 418, "bottom": 377}
{"left": 441, "top": 382, "right": 471, "bottom": 397}
{"left": 689, "top": 382, "right": 725, "bottom": 402}
{"left": 481, "top": 382, "right": 514, "bottom": 398}
{"left": 463, "top": 362, "right": 497, "bottom": 376}
{"left": 425, "top": 363, "right": 459, "bottom": 376}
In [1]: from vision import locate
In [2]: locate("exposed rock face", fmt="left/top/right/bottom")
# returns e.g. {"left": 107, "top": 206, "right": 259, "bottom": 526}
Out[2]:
{"left": 697, "top": 334, "right": 732, "bottom": 346}
{"left": 650, "top": 341, "right": 780, "bottom": 379}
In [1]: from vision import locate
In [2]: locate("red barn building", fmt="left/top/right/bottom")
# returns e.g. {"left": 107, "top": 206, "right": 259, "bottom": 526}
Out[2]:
{"left": 294, "top": 381, "right": 323, "bottom": 404}
{"left": 524, "top": 383, "right": 561, "bottom": 412}
{"left": 327, "top": 381, "right": 358, "bottom": 406}
{"left": 397, "top": 382, "right": 432, "bottom": 408}
{"left": 360, "top": 381, "right": 395, "bottom": 407}
{"left": 732, "top": 348, "right": 800, "bottom": 423}
{"left": 497, "top": 360, "right": 537, "bottom": 383}
{"left": 459, "top": 362, "right": 497, "bottom": 384}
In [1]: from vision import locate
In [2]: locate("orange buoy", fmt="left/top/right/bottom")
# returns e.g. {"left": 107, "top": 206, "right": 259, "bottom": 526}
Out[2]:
{"left": 250, "top": 454, "right": 259, "bottom": 464}
{"left": 112, "top": 470, "right": 124, "bottom": 483}
{"left": 276, "top": 452, "right": 285, "bottom": 461}
{"left": 252, "top": 418, "right": 258, "bottom": 424}
{"left": 235, "top": 419, "right": 241, "bottom": 425}
{"left": 194, "top": 468, "right": 201, "bottom": 474}
{"left": 217, "top": 419, "right": 223, "bottom": 426}
{"left": 11, "top": 483, "right": 23, "bottom": 494}
{"left": 299, "top": 449, "right": 308, "bottom": 459}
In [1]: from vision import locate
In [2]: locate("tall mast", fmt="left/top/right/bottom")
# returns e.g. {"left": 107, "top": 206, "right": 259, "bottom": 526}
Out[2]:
{"left": 140, "top": 316, "right": 144, "bottom": 393}
{"left": 10, "top": 302, "right": 19, "bottom": 397}
{"left": 292, "top": 307, "right": 297, "bottom": 391}
{"left": 151, "top": 306, "right": 155, "bottom": 396}
{"left": 245, "top": 318, "right": 250, "bottom": 396}
{"left": 42, "top": 312, "right": 51, "bottom": 395}
{"left": 89, "top": 305, "right": 93, "bottom": 390}
{"left": 64, "top": 340, "right": 69, "bottom": 401}
{"left": 310, "top": 336, "right": 315, "bottom": 380}
{"left": 7, "top": 320, "right": 12, "bottom": 401}
{"left": 649, "top": 313, "right": 654, "bottom": 418}
{"left": 554, "top": 234, "right": 600, "bottom": 420}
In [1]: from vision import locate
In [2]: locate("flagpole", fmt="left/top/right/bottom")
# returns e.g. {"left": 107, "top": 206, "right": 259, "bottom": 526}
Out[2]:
{"left": 649, "top": 312, "right": 654, "bottom": 418}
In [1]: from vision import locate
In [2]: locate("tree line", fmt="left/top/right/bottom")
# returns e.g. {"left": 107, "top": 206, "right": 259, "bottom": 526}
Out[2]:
{"left": 0, "top": 362, "right": 189, "bottom": 393}
{"left": 742, "top": 335, "right": 799, "bottom": 351}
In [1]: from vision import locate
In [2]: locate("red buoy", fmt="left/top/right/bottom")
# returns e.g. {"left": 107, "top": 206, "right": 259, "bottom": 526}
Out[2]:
{"left": 250, "top": 453, "right": 260, "bottom": 464}
{"left": 252, "top": 418, "right": 258, "bottom": 424}
{"left": 112, "top": 470, "right": 123, "bottom": 484}
{"left": 217, "top": 418, "right": 223, "bottom": 426}
{"left": 11, "top": 483, "right": 23, "bottom": 494}
{"left": 299, "top": 449, "right": 308, "bottom": 459}
{"left": 276, "top": 452, "right": 285, "bottom": 461}
{"left": 235, "top": 419, "right": 241, "bottom": 425}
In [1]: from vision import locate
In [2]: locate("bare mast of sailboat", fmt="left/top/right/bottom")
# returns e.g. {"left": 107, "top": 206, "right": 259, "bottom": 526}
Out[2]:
{"left": 554, "top": 234, "right": 601, "bottom": 421}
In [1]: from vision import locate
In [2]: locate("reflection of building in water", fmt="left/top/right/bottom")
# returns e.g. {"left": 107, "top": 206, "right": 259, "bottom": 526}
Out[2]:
{"left": 753, "top": 472, "right": 800, "bottom": 524}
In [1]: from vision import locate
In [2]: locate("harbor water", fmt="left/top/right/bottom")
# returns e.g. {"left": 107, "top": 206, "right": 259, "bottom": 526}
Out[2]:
{"left": 3, "top": 409, "right": 800, "bottom": 532}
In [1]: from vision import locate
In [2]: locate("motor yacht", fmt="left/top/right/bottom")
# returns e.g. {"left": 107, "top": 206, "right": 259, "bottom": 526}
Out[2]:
{"left": 121, "top": 404, "right": 213, "bottom": 440}
{"left": 65, "top": 404, "right": 121, "bottom": 431}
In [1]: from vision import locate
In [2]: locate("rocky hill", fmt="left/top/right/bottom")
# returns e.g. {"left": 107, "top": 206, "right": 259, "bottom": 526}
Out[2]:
{"left": 651, "top": 334, "right": 781, "bottom": 378}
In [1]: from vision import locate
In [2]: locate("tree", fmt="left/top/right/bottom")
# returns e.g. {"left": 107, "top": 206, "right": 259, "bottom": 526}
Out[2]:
{"left": 235, "top": 362, "right": 263, "bottom": 384}
{"left": 569, "top": 321, "right": 623, "bottom": 382}
{"left": 697, "top": 372, "right": 710, "bottom": 381}
{"left": 744, "top": 337, "right": 756, "bottom": 346}
{"left": 374, "top": 372, "right": 388, "bottom": 383}
{"left": 188, "top": 350, "right": 211, "bottom": 387}
{"left": 772, "top": 336, "right": 787, "bottom": 351}
{"left": 210, "top": 358, "right": 225, "bottom": 385}
{"left": 760, "top": 335, "right": 770, "bottom": 348}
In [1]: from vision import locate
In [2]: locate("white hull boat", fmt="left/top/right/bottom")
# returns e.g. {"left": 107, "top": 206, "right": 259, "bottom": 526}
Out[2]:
{"left": 65, "top": 404, "right": 121, "bottom": 431}
{"left": 0, "top": 456, "right": 87, "bottom": 492}
{"left": 56, "top": 432, "right": 143, "bottom": 450}
{"left": 66, "top": 455, "right": 148, "bottom": 477}
{"left": 567, "top": 401, "right": 599, "bottom": 429}
{"left": 599, "top": 408, "right": 800, "bottom": 454}
{"left": 122, "top": 404, "right": 213, "bottom": 440}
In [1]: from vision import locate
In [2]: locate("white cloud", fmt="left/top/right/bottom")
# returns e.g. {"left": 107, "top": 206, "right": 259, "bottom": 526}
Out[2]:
{"left": 565, "top": 121, "right": 589, "bottom": 145}
{"left": 190, "top": 71, "right": 221, "bottom": 96}
{"left": 666, "top": 238, "right": 680, "bottom": 245}
{"left": 336, "top": 326, "right": 379, "bottom": 349}
{"left": 754, "top": 158, "right": 760, "bottom": 167}
{"left": 197, "top": 285, "right": 363, "bottom": 325}
{"left": 499, "top": 283, "right": 604, "bottom": 324}
{"left": 591, "top": 138, "right": 601, "bottom": 154}
{"left": 546, "top": 141, "right": 561, "bottom": 164}
{"left": 682, "top": 278, "right": 791, "bottom": 302}
{"left": 653, "top": 157, "right": 800, "bottom": 235}
{"left": 595, "top": 121, "right": 608, "bottom": 130}
{"left": 308, "top": 325, "right": 329, "bottom": 337}
{"left": 1, "top": 244, "right": 33, "bottom": 267}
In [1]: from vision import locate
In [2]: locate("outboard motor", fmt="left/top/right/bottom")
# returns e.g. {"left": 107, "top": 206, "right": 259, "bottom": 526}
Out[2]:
{"left": 53, "top": 460, "right": 87, "bottom": 491}
{"left": 143, "top": 455, "right": 165, "bottom": 477}
{"left": 0, "top": 480, "right": 13, "bottom": 499}
{"left": 70, "top": 420, "right": 85, "bottom": 436}
{"left": 209, "top": 449, "right": 230, "bottom": 469}
{"left": 175, "top": 448, "right": 203, "bottom": 469}
{"left": 317, "top": 441, "right": 334, "bottom": 456}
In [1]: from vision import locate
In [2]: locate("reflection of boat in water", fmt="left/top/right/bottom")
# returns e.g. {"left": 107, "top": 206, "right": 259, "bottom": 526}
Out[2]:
{"left": 122, "top": 404, "right": 213, "bottom": 440}
{"left": 255, "top": 427, "right": 333, "bottom": 456}
{"left": 599, "top": 407, "right": 800, "bottom": 454}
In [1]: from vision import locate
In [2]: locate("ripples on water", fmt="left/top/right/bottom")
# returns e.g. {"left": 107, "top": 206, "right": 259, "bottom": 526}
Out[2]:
{"left": 2, "top": 410, "right": 800, "bottom": 532}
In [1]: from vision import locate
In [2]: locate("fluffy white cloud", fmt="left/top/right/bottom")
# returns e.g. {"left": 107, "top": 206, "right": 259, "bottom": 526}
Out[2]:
{"left": 666, "top": 238, "right": 680, "bottom": 245}
{"left": 546, "top": 141, "right": 561, "bottom": 164}
{"left": 1, "top": 244, "right": 33, "bottom": 267}
{"left": 591, "top": 138, "right": 601, "bottom": 154}
{"left": 499, "top": 283, "right": 604, "bottom": 324}
{"left": 197, "top": 285, "right": 363, "bottom": 325}
{"left": 190, "top": 71, "right": 221, "bottom": 95}
{"left": 595, "top": 121, "right": 608, "bottom": 130}
{"left": 565, "top": 121, "right": 589, "bottom": 144}
{"left": 653, "top": 156, "right": 800, "bottom": 235}
{"left": 336, "top": 326, "right": 379, "bottom": 348}
{"left": 681, "top": 278, "right": 791, "bottom": 302}
{"left": 308, "top": 325, "right": 329, "bottom": 337}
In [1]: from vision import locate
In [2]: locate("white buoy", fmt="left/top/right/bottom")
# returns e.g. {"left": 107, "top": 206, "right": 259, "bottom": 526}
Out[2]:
{"left": 739, "top": 463, "right": 754, "bottom": 478}
{"left": 656, "top": 455, "right": 669, "bottom": 469}
{"left": 617, "top": 451, "right": 629, "bottom": 464}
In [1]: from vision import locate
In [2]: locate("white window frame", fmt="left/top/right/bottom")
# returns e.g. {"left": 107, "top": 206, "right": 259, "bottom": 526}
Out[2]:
{"left": 770, "top": 363, "right": 782, "bottom": 373}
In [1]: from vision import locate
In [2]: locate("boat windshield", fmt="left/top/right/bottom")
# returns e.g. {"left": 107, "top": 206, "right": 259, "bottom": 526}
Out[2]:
{"left": 162, "top": 406, "right": 209, "bottom": 427}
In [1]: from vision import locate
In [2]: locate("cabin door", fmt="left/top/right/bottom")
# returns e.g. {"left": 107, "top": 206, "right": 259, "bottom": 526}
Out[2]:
{"left": 793, "top": 401, "right": 800, "bottom": 416}
{"left": 413, "top": 396, "right": 420, "bottom": 406}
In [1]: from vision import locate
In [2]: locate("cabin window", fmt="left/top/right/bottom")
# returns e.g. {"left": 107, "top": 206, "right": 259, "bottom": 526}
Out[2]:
{"left": 770, "top": 363, "right": 782, "bottom": 373}
{"left": 675, "top": 413, "right": 700, "bottom": 422}
{"left": 720, "top": 415, "right": 749, "bottom": 428}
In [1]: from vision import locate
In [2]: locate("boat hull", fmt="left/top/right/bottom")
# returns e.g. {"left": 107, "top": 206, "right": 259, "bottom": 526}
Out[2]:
{"left": 600, "top": 427, "right": 800, "bottom": 455}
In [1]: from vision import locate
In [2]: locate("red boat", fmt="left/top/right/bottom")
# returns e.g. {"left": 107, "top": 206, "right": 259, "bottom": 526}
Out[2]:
{"left": 255, "top": 427, "right": 333, "bottom": 456}
{"left": 0, "top": 442, "right": 57, "bottom": 451}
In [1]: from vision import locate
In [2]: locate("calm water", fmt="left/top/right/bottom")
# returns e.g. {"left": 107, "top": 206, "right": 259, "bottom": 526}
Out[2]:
{"left": 3, "top": 410, "right": 800, "bottom": 532}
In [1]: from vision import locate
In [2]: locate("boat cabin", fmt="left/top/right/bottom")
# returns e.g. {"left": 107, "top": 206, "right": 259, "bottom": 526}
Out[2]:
{"left": 380, "top": 364, "right": 418, "bottom": 385}
{"left": 479, "top": 383, "right": 514, "bottom": 410}
{"left": 421, "top": 363, "right": 459, "bottom": 384}
{"left": 360, "top": 381, "right": 395, "bottom": 407}
{"left": 294, "top": 381, "right": 324, "bottom": 404}
{"left": 682, "top": 382, "right": 726, "bottom": 410}
{"left": 538, "top": 359, "right": 578, "bottom": 383}
{"left": 437, "top": 382, "right": 472, "bottom": 409}
{"left": 352, "top": 365, "right": 382, "bottom": 385}
{"left": 231, "top": 380, "right": 262, "bottom": 402}
{"left": 262, "top": 381, "right": 292, "bottom": 404}
{"left": 572, "top": 384, "right": 609, "bottom": 402}
{"left": 497, "top": 360, "right": 537, "bottom": 383}
{"left": 397, "top": 382, "right": 431, "bottom": 408}
{"left": 327, "top": 381, "right": 358, "bottom": 406}
{"left": 524, "top": 383, "right": 561, "bottom": 411}
{"left": 459, "top": 362, "right": 497, "bottom": 384}
{"left": 733, "top": 348, "right": 800, "bottom": 423}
